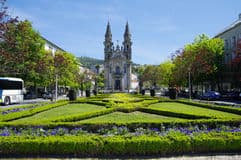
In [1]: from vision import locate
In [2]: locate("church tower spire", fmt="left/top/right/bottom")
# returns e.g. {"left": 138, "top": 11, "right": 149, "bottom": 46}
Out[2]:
{"left": 105, "top": 21, "right": 112, "bottom": 40}
{"left": 123, "top": 22, "right": 132, "bottom": 60}
{"left": 124, "top": 22, "right": 130, "bottom": 38}
{"left": 104, "top": 21, "right": 113, "bottom": 61}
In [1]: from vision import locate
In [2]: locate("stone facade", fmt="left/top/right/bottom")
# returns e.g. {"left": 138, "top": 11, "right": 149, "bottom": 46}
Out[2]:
{"left": 215, "top": 14, "right": 241, "bottom": 90}
{"left": 104, "top": 22, "right": 132, "bottom": 91}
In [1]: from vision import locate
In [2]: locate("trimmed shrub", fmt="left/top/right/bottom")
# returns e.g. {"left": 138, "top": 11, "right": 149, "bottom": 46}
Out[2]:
{"left": 178, "top": 100, "right": 241, "bottom": 115}
{"left": 169, "top": 88, "right": 177, "bottom": 99}
{"left": 150, "top": 89, "right": 155, "bottom": 97}
{"left": 0, "top": 133, "right": 241, "bottom": 157}
{"left": 139, "top": 107, "right": 210, "bottom": 119}
{"left": 68, "top": 90, "right": 77, "bottom": 101}
{"left": 86, "top": 90, "right": 90, "bottom": 97}
{"left": 52, "top": 108, "right": 115, "bottom": 122}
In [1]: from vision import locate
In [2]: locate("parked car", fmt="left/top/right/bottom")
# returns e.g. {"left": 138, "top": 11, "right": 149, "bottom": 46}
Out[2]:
{"left": 129, "top": 89, "right": 138, "bottom": 94}
{"left": 227, "top": 91, "right": 240, "bottom": 100}
{"left": 200, "top": 91, "right": 221, "bottom": 100}
{"left": 24, "top": 92, "right": 37, "bottom": 100}
{"left": 42, "top": 92, "right": 52, "bottom": 99}
{"left": 221, "top": 91, "right": 241, "bottom": 100}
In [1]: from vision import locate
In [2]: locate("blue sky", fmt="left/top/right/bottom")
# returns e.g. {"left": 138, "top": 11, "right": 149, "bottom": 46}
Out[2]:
{"left": 6, "top": 0, "right": 241, "bottom": 64}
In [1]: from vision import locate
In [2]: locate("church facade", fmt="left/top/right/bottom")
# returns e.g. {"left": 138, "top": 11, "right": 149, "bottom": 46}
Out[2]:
{"left": 104, "top": 22, "right": 132, "bottom": 91}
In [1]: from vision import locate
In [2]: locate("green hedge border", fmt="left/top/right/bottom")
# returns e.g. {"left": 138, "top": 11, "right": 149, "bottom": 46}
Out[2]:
{"left": 0, "top": 133, "right": 241, "bottom": 157}
{"left": 52, "top": 108, "right": 115, "bottom": 122}
{"left": 177, "top": 100, "right": 241, "bottom": 115}
{"left": 139, "top": 107, "right": 211, "bottom": 119}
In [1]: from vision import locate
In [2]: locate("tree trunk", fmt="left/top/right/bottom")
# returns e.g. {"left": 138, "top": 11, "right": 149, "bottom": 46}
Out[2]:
{"left": 139, "top": 81, "right": 143, "bottom": 93}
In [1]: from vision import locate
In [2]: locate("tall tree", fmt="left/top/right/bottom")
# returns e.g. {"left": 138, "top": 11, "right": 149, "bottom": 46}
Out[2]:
{"left": 142, "top": 65, "right": 162, "bottom": 88}
{"left": 159, "top": 61, "right": 175, "bottom": 87}
{"left": 0, "top": 0, "right": 18, "bottom": 74}
{"left": 172, "top": 34, "right": 224, "bottom": 91}
{"left": 54, "top": 51, "right": 80, "bottom": 88}
{"left": 35, "top": 51, "right": 55, "bottom": 87}
{"left": 0, "top": 20, "right": 45, "bottom": 81}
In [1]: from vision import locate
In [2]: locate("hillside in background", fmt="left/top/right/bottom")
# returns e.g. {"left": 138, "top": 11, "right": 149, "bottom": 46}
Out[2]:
{"left": 78, "top": 56, "right": 104, "bottom": 68}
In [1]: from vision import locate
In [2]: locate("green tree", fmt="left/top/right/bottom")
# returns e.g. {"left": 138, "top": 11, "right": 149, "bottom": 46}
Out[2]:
{"left": 0, "top": 20, "right": 45, "bottom": 84}
{"left": 159, "top": 61, "right": 175, "bottom": 87}
{"left": 142, "top": 65, "right": 162, "bottom": 88}
{"left": 54, "top": 51, "right": 80, "bottom": 88}
{"left": 172, "top": 34, "right": 224, "bottom": 92}
{"left": 35, "top": 51, "right": 55, "bottom": 87}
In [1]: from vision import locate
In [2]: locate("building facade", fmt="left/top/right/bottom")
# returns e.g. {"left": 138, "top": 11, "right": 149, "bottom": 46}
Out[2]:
{"left": 41, "top": 36, "right": 65, "bottom": 56}
{"left": 215, "top": 14, "right": 241, "bottom": 90}
{"left": 104, "top": 22, "right": 132, "bottom": 91}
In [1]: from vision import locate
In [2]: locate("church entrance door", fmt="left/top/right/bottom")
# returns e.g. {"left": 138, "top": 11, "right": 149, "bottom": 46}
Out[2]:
{"left": 115, "top": 79, "right": 121, "bottom": 90}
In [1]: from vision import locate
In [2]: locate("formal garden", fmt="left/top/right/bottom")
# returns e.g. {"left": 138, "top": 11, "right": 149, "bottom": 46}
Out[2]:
{"left": 0, "top": 93, "right": 241, "bottom": 157}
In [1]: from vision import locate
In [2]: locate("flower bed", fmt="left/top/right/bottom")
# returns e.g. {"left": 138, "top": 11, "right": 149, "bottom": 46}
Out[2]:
{"left": 1, "top": 124, "right": 241, "bottom": 137}
{"left": 1, "top": 102, "right": 50, "bottom": 115}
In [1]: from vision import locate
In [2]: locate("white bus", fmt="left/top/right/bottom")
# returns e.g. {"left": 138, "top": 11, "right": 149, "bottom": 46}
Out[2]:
{"left": 0, "top": 77, "right": 24, "bottom": 105}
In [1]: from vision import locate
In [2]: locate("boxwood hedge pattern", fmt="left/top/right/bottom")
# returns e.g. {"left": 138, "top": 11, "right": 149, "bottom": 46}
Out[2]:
{"left": 1, "top": 93, "right": 241, "bottom": 157}
{"left": 0, "top": 132, "right": 241, "bottom": 157}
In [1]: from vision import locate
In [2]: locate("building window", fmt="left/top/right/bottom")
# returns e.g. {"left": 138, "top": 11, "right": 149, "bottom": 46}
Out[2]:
{"left": 49, "top": 46, "right": 53, "bottom": 51}
{"left": 225, "top": 39, "right": 229, "bottom": 49}
{"left": 232, "top": 36, "right": 236, "bottom": 48}
{"left": 110, "top": 66, "right": 112, "bottom": 73}
{"left": 116, "top": 66, "right": 121, "bottom": 74}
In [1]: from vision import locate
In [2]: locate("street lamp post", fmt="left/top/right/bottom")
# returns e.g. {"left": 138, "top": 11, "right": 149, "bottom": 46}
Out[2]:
{"left": 95, "top": 65, "right": 100, "bottom": 95}
{"left": 55, "top": 74, "right": 58, "bottom": 101}
{"left": 188, "top": 67, "right": 191, "bottom": 101}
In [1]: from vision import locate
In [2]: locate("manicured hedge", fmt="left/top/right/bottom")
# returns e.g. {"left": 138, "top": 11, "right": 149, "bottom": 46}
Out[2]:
{"left": 52, "top": 108, "right": 115, "bottom": 122}
{"left": 177, "top": 100, "right": 241, "bottom": 115}
{"left": 0, "top": 132, "right": 241, "bottom": 157}
{"left": 71, "top": 98, "right": 109, "bottom": 107}
{"left": 139, "top": 107, "right": 211, "bottom": 119}
{"left": 1, "top": 101, "right": 68, "bottom": 122}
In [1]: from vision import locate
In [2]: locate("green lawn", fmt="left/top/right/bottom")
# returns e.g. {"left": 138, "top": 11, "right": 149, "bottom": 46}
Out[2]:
{"left": 12, "top": 103, "right": 106, "bottom": 123}
{"left": 149, "top": 102, "right": 241, "bottom": 119}
{"left": 78, "top": 111, "right": 184, "bottom": 123}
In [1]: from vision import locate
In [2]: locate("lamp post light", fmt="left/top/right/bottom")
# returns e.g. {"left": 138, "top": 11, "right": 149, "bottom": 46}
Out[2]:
{"left": 95, "top": 65, "right": 100, "bottom": 95}
{"left": 188, "top": 67, "right": 191, "bottom": 101}
{"left": 55, "top": 74, "right": 58, "bottom": 101}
